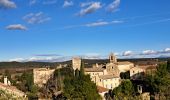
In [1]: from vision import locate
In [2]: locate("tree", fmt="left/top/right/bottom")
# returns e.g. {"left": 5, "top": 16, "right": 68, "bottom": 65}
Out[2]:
{"left": 146, "top": 63, "right": 170, "bottom": 97}
{"left": 167, "top": 60, "right": 170, "bottom": 73}
{"left": 63, "top": 66, "right": 101, "bottom": 99}
{"left": 120, "top": 71, "right": 130, "bottom": 79}
{"left": 75, "top": 68, "right": 79, "bottom": 78}
{"left": 105, "top": 79, "right": 134, "bottom": 100}
{"left": 79, "top": 61, "right": 85, "bottom": 78}
{"left": 121, "top": 80, "right": 134, "bottom": 95}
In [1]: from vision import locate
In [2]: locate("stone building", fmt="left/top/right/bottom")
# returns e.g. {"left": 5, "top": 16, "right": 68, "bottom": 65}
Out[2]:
{"left": 72, "top": 57, "right": 81, "bottom": 70}
{"left": 72, "top": 53, "right": 135, "bottom": 90}
{"left": 130, "top": 65, "right": 157, "bottom": 80}
{"left": 33, "top": 68, "right": 55, "bottom": 87}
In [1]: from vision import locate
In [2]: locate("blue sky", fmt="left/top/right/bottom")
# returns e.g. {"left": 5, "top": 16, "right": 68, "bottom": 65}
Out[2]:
{"left": 0, "top": 0, "right": 170, "bottom": 62}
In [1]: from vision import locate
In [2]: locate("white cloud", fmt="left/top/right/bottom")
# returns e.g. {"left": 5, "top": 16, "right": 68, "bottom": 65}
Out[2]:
{"left": 0, "top": 0, "right": 16, "bottom": 9}
{"left": 80, "top": 2, "right": 94, "bottom": 7}
{"left": 164, "top": 48, "right": 170, "bottom": 53}
{"left": 23, "top": 12, "right": 51, "bottom": 24}
{"left": 9, "top": 58, "right": 25, "bottom": 62}
{"left": 142, "top": 50, "right": 157, "bottom": 55}
{"left": 85, "top": 20, "right": 123, "bottom": 27}
{"left": 106, "top": 0, "right": 120, "bottom": 12}
{"left": 6, "top": 24, "right": 27, "bottom": 30}
{"left": 85, "top": 21, "right": 109, "bottom": 27}
{"left": 122, "top": 51, "right": 133, "bottom": 56}
{"left": 63, "top": 0, "right": 73, "bottom": 7}
{"left": 78, "top": 2, "right": 102, "bottom": 16}
{"left": 8, "top": 56, "right": 71, "bottom": 62}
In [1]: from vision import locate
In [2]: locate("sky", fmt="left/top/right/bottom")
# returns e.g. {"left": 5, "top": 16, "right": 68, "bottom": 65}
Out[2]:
{"left": 0, "top": 0, "right": 170, "bottom": 62}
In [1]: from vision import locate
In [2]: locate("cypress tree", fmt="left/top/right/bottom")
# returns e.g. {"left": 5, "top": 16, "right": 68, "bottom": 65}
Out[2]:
{"left": 80, "top": 61, "right": 85, "bottom": 78}
{"left": 75, "top": 68, "right": 79, "bottom": 78}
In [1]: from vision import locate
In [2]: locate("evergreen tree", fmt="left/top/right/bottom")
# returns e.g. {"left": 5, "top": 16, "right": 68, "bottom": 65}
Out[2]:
{"left": 75, "top": 68, "right": 79, "bottom": 78}
{"left": 80, "top": 61, "right": 85, "bottom": 78}
{"left": 167, "top": 60, "right": 170, "bottom": 73}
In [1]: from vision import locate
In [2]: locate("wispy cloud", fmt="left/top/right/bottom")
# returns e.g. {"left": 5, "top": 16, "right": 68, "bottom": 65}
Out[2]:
{"left": 63, "top": 0, "right": 73, "bottom": 8}
{"left": 34, "top": 54, "right": 61, "bottom": 57}
{"left": 63, "top": 20, "right": 123, "bottom": 29}
{"left": 106, "top": 0, "right": 120, "bottom": 12}
{"left": 23, "top": 12, "right": 51, "bottom": 24}
{"left": 0, "top": 0, "right": 16, "bottom": 9}
{"left": 8, "top": 56, "right": 71, "bottom": 62}
{"left": 77, "top": 2, "right": 102, "bottom": 16}
{"left": 141, "top": 50, "right": 158, "bottom": 55}
{"left": 126, "top": 18, "right": 170, "bottom": 27}
{"left": 80, "top": 2, "right": 94, "bottom": 7}
{"left": 5, "top": 48, "right": 170, "bottom": 62}
{"left": 122, "top": 51, "right": 133, "bottom": 56}
{"left": 6, "top": 24, "right": 27, "bottom": 30}
{"left": 85, "top": 20, "right": 123, "bottom": 27}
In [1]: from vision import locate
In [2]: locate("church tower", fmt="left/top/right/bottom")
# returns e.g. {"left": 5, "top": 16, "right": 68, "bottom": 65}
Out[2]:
{"left": 109, "top": 53, "right": 117, "bottom": 63}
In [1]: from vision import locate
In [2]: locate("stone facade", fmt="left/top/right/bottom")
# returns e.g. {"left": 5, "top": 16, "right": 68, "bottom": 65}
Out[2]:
{"left": 72, "top": 57, "right": 81, "bottom": 70}
{"left": 72, "top": 53, "right": 134, "bottom": 90}
{"left": 33, "top": 68, "right": 55, "bottom": 87}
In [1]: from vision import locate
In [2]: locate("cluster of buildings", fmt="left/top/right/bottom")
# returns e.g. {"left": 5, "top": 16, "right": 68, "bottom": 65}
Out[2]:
{"left": 32, "top": 53, "right": 157, "bottom": 99}
{"left": 72, "top": 53, "right": 157, "bottom": 99}
{"left": 72, "top": 53, "right": 135, "bottom": 90}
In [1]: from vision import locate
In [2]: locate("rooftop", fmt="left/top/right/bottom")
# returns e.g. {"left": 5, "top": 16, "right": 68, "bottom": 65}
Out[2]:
{"left": 99, "top": 74, "right": 119, "bottom": 80}
{"left": 84, "top": 67, "right": 104, "bottom": 72}
{"left": 97, "top": 86, "right": 109, "bottom": 93}
{"left": 118, "top": 61, "right": 133, "bottom": 65}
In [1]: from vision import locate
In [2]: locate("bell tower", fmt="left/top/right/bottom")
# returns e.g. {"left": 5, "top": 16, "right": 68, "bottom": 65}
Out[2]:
{"left": 109, "top": 53, "right": 117, "bottom": 63}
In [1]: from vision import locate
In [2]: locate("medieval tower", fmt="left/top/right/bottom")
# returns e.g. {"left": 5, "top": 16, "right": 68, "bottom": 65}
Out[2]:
{"left": 72, "top": 57, "right": 81, "bottom": 70}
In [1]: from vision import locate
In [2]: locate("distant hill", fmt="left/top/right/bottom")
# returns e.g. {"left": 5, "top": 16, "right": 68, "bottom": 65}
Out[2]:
{"left": 0, "top": 57, "right": 169, "bottom": 69}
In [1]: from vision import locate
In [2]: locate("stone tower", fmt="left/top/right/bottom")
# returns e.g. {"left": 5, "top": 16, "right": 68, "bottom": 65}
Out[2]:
{"left": 109, "top": 53, "right": 117, "bottom": 63}
{"left": 72, "top": 57, "right": 81, "bottom": 70}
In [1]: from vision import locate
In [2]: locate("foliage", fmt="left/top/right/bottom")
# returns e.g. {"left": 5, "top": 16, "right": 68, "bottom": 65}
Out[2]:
{"left": 120, "top": 71, "right": 130, "bottom": 79}
{"left": 145, "top": 63, "right": 170, "bottom": 99}
{"left": 167, "top": 60, "right": 170, "bottom": 73}
{"left": 79, "top": 61, "right": 85, "bottom": 78}
{"left": 15, "top": 71, "right": 39, "bottom": 99}
{"left": 105, "top": 79, "right": 135, "bottom": 100}
{"left": 146, "top": 64, "right": 170, "bottom": 93}
{"left": 61, "top": 63, "right": 101, "bottom": 100}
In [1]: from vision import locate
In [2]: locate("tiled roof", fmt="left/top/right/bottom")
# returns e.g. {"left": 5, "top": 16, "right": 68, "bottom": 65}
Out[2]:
{"left": 84, "top": 68, "right": 104, "bottom": 72}
{"left": 97, "top": 86, "right": 109, "bottom": 93}
{"left": 99, "top": 74, "right": 119, "bottom": 79}
{"left": 118, "top": 61, "right": 133, "bottom": 65}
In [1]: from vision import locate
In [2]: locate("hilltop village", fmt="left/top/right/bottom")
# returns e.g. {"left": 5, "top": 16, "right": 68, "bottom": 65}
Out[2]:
{"left": 0, "top": 53, "right": 170, "bottom": 100}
